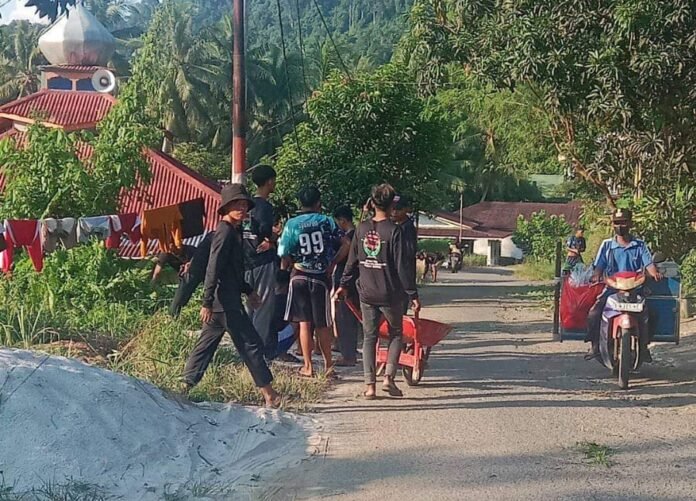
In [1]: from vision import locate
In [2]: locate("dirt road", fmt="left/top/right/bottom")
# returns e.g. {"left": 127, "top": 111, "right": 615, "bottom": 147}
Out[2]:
{"left": 269, "top": 269, "right": 696, "bottom": 500}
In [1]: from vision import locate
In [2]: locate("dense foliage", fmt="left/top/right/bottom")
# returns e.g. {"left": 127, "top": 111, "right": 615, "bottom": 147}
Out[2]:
{"left": 403, "top": 0, "right": 696, "bottom": 258}
{"left": 513, "top": 211, "right": 572, "bottom": 262}
{"left": 272, "top": 64, "right": 450, "bottom": 212}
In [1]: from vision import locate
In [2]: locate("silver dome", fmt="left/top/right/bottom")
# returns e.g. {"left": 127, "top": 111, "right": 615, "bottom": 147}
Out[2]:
{"left": 38, "top": 3, "right": 116, "bottom": 66}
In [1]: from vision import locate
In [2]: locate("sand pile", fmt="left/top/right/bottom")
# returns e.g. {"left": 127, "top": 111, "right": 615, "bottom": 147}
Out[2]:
{"left": 0, "top": 349, "right": 318, "bottom": 499}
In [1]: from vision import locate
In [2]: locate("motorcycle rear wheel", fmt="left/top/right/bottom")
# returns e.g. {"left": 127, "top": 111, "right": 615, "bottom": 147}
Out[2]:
{"left": 618, "top": 328, "right": 633, "bottom": 390}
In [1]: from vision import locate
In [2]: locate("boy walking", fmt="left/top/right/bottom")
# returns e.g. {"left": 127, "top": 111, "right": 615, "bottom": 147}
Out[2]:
{"left": 183, "top": 184, "right": 281, "bottom": 408}
{"left": 243, "top": 164, "right": 279, "bottom": 359}
{"left": 336, "top": 184, "right": 421, "bottom": 399}
{"left": 278, "top": 187, "right": 346, "bottom": 377}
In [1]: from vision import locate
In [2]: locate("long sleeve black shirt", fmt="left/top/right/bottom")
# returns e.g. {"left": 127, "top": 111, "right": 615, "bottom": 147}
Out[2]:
{"left": 340, "top": 219, "right": 418, "bottom": 306}
{"left": 202, "top": 221, "right": 253, "bottom": 312}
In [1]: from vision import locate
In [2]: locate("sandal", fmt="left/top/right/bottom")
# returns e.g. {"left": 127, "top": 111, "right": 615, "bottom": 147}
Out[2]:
{"left": 265, "top": 394, "right": 283, "bottom": 409}
{"left": 363, "top": 391, "right": 376, "bottom": 400}
{"left": 382, "top": 382, "right": 403, "bottom": 398}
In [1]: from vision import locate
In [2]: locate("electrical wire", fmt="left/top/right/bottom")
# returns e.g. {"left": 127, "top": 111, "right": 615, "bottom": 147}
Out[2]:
{"left": 275, "top": 0, "right": 303, "bottom": 158}
{"left": 293, "top": 0, "right": 310, "bottom": 101}
{"left": 310, "top": 0, "right": 352, "bottom": 80}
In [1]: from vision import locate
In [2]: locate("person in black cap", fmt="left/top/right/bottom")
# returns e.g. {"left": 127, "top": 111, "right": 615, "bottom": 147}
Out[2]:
{"left": 585, "top": 208, "right": 662, "bottom": 362}
{"left": 391, "top": 195, "right": 418, "bottom": 314}
{"left": 243, "top": 164, "right": 280, "bottom": 360}
{"left": 183, "top": 183, "right": 281, "bottom": 408}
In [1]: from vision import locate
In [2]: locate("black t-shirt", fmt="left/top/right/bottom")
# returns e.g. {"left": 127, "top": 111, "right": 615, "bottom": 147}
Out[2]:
{"left": 156, "top": 245, "right": 196, "bottom": 271}
{"left": 203, "top": 221, "right": 252, "bottom": 312}
{"left": 243, "top": 196, "right": 276, "bottom": 270}
{"left": 188, "top": 232, "right": 214, "bottom": 279}
{"left": 341, "top": 219, "right": 418, "bottom": 306}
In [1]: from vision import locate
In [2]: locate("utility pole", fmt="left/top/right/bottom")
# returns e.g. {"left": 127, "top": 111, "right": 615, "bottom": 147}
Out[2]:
{"left": 458, "top": 192, "right": 463, "bottom": 243}
{"left": 231, "top": 0, "right": 246, "bottom": 183}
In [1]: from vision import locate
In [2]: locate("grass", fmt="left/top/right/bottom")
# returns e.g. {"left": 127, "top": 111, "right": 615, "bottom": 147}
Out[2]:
{"left": 510, "top": 284, "right": 554, "bottom": 310}
{"left": 512, "top": 259, "right": 556, "bottom": 281}
{"left": 577, "top": 441, "right": 615, "bottom": 467}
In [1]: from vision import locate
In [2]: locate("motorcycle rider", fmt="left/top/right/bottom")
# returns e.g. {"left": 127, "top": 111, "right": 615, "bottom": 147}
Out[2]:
{"left": 449, "top": 240, "right": 462, "bottom": 272}
{"left": 585, "top": 209, "right": 662, "bottom": 361}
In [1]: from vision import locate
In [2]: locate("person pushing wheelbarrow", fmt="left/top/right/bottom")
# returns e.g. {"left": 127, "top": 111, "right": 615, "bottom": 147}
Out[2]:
{"left": 335, "top": 183, "right": 421, "bottom": 400}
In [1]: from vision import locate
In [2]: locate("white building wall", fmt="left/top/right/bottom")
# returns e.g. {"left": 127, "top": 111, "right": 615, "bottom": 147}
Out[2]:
{"left": 472, "top": 237, "right": 524, "bottom": 262}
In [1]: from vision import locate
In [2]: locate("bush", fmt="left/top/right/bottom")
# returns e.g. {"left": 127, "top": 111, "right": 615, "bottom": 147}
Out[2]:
{"left": 461, "top": 254, "right": 487, "bottom": 267}
{"left": 681, "top": 249, "right": 696, "bottom": 297}
{"left": 513, "top": 211, "right": 572, "bottom": 262}
{"left": 513, "top": 259, "right": 556, "bottom": 281}
{"left": 418, "top": 239, "right": 450, "bottom": 254}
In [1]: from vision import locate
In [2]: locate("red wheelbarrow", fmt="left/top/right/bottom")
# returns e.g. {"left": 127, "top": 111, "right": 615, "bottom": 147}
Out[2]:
{"left": 344, "top": 301, "right": 452, "bottom": 385}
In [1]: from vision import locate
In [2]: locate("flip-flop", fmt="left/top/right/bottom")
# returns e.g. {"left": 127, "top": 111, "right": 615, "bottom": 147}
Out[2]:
{"left": 382, "top": 383, "right": 403, "bottom": 397}
{"left": 363, "top": 391, "right": 376, "bottom": 400}
{"left": 265, "top": 395, "right": 283, "bottom": 409}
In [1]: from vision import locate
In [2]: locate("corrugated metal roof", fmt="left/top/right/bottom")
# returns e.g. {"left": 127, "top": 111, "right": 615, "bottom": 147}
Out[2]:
{"left": 0, "top": 90, "right": 115, "bottom": 130}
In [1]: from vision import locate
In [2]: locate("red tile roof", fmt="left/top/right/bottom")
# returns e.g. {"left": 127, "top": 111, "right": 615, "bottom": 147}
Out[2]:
{"left": 0, "top": 90, "right": 115, "bottom": 130}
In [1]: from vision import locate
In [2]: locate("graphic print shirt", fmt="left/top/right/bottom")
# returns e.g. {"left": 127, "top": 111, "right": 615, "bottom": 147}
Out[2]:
{"left": 340, "top": 219, "right": 418, "bottom": 306}
{"left": 277, "top": 212, "right": 342, "bottom": 274}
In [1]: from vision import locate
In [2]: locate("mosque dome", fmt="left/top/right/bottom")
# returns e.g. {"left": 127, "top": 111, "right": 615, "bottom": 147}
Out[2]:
{"left": 38, "top": 3, "right": 115, "bottom": 67}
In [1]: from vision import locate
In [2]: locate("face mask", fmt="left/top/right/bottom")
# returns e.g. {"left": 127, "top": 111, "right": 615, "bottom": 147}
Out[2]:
{"left": 614, "top": 225, "right": 629, "bottom": 237}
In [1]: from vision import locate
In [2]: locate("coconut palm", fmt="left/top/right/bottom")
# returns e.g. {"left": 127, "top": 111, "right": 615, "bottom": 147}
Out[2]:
{"left": 0, "top": 21, "right": 46, "bottom": 104}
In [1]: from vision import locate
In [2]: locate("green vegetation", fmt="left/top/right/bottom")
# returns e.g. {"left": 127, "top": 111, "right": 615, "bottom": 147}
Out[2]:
{"left": 513, "top": 211, "right": 572, "bottom": 263}
{"left": 680, "top": 250, "right": 696, "bottom": 297}
{"left": 577, "top": 441, "right": 615, "bottom": 468}
{"left": 0, "top": 246, "right": 327, "bottom": 410}
{"left": 512, "top": 262, "right": 556, "bottom": 283}
{"left": 272, "top": 64, "right": 450, "bottom": 212}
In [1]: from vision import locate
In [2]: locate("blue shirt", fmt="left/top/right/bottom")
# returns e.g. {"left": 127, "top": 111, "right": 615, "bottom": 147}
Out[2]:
{"left": 593, "top": 237, "right": 653, "bottom": 277}
{"left": 277, "top": 212, "right": 341, "bottom": 274}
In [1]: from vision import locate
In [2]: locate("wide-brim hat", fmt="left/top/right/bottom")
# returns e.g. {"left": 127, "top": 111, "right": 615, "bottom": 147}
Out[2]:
{"left": 218, "top": 183, "right": 255, "bottom": 215}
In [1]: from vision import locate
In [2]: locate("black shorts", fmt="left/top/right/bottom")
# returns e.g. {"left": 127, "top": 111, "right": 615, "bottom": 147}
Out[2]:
{"left": 285, "top": 271, "right": 332, "bottom": 328}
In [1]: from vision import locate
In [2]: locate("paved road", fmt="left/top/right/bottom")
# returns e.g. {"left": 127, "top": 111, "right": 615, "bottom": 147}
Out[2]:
{"left": 270, "top": 269, "right": 696, "bottom": 501}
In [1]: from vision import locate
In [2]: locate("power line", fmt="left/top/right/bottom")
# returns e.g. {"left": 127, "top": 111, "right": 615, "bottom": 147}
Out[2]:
{"left": 310, "top": 0, "right": 352, "bottom": 80}
{"left": 275, "top": 0, "right": 303, "bottom": 158}
{"left": 293, "top": 0, "right": 310, "bottom": 101}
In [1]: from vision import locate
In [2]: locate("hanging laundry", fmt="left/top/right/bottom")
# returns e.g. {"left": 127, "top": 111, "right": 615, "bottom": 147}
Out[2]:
{"left": 178, "top": 198, "right": 206, "bottom": 239}
{"left": 42, "top": 218, "right": 78, "bottom": 253}
{"left": 105, "top": 213, "right": 141, "bottom": 250}
{"left": 0, "top": 222, "right": 6, "bottom": 253}
{"left": 1, "top": 219, "right": 43, "bottom": 273}
{"left": 77, "top": 216, "right": 122, "bottom": 244}
{"left": 140, "top": 204, "right": 184, "bottom": 257}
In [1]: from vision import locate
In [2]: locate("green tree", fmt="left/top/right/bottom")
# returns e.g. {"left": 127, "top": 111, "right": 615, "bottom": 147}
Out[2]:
{"left": 271, "top": 64, "right": 450, "bottom": 212}
{"left": 0, "top": 21, "right": 45, "bottom": 104}
{"left": 513, "top": 211, "right": 572, "bottom": 262}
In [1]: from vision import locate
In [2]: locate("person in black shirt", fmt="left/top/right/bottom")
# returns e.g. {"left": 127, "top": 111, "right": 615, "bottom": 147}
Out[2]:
{"left": 337, "top": 184, "right": 421, "bottom": 400}
{"left": 332, "top": 205, "right": 361, "bottom": 366}
{"left": 391, "top": 195, "right": 418, "bottom": 314}
{"left": 151, "top": 245, "right": 196, "bottom": 284}
{"left": 183, "top": 184, "right": 281, "bottom": 408}
{"left": 169, "top": 232, "right": 214, "bottom": 318}
{"left": 243, "top": 164, "right": 280, "bottom": 359}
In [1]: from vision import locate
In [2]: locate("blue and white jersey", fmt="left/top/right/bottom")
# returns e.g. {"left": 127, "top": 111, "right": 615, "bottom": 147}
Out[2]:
{"left": 278, "top": 212, "right": 341, "bottom": 274}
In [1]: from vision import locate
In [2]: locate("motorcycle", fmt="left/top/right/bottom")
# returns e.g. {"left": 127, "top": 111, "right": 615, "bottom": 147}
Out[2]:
{"left": 449, "top": 252, "right": 461, "bottom": 273}
{"left": 598, "top": 271, "right": 648, "bottom": 390}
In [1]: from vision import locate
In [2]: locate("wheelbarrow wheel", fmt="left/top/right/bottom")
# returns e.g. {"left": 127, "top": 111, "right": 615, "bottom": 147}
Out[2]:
{"left": 402, "top": 345, "right": 424, "bottom": 386}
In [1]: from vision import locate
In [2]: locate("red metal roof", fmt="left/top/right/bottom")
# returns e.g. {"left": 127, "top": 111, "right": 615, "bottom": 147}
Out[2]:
{"left": 0, "top": 90, "right": 115, "bottom": 130}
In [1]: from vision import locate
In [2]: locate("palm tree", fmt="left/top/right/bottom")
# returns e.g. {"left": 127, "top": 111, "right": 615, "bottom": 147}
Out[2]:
{"left": 0, "top": 21, "right": 45, "bottom": 104}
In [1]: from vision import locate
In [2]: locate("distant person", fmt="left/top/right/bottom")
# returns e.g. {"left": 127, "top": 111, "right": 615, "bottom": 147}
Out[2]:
{"left": 243, "top": 164, "right": 280, "bottom": 360}
{"left": 183, "top": 184, "right": 281, "bottom": 408}
{"left": 277, "top": 186, "right": 348, "bottom": 378}
{"left": 391, "top": 195, "right": 418, "bottom": 313}
{"left": 332, "top": 205, "right": 360, "bottom": 366}
{"left": 169, "top": 232, "right": 214, "bottom": 318}
{"left": 422, "top": 251, "right": 442, "bottom": 283}
{"left": 565, "top": 227, "right": 586, "bottom": 272}
{"left": 337, "top": 183, "right": 420, "bottom": 400}
{"left": 151, "top": 245, "right": 195, "bottom": 284}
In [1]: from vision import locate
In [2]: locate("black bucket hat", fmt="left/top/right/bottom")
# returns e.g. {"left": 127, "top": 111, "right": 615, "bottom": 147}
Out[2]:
{"left": 611, "top": 208, "right": 632, "bottom": 223}
{"left": 218, "top": 183, "right": 255, "bottom": 215}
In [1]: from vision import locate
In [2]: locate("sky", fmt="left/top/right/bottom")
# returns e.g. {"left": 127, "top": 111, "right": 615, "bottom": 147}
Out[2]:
{"left": 0, "top": 0, "right": 49, "bottom": 25}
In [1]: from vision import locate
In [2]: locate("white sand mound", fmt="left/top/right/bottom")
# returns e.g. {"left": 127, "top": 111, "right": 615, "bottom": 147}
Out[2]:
{"left": 0, "top": 349, "right": 319, "bottom": 499}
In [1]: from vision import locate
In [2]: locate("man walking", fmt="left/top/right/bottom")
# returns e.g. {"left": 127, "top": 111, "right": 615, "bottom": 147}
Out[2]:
{"left": 332, "top": 205, "right": 360, "bottom": 366}
{"left": 183, "top": 184, "right": 281, "bottom": 408}
{"left": 337, "top": 184, "right": 421, "bottom": 400}
{"left": 391, "top": 195, "right": 418, "bottom": 313}
{"left": 243, "top": 165, "right": 279, "bottom": 359}
{"left": 278, "top": 187, "right": 346, "bottom": 378}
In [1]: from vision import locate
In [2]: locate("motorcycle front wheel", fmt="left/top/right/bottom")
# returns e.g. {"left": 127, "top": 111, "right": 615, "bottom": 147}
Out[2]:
{"left": 618, "top": 328, "right": 633, "bottom": 390}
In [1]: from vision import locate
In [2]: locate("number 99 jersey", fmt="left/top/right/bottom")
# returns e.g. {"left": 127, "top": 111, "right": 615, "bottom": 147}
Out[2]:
{"left": 277, "top": 212, "right": 341, "bottom": 274}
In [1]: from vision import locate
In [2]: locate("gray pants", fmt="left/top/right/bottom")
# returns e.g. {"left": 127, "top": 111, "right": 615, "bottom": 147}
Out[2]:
{"left": 245, "top": 261, "right": 278, "bottom": 359}
{"left": 335, "top": 299, "right": 361, "bottom": 361}
{"left": 361, "top": 302, "right": 403, "bottom": 384}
